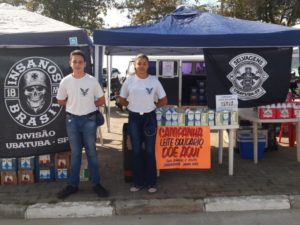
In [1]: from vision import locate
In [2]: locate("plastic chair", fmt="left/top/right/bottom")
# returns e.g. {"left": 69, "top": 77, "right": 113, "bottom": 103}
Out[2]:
{"left": 278, "top": 123, "right": 296, "bottom": 147}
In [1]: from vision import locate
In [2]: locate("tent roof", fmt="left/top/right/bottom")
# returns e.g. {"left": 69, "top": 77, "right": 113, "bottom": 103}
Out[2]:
{"left": 0, "top": 3, "right": 91, "bottom": 46}
{"left": 93, "top": 6, "right": 300, "bottom": 55}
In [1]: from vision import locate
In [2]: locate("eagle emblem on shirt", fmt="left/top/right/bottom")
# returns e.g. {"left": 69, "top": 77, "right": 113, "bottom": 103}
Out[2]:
{"left": 146, "top": 87, "right": 153, "bottom": 94}
{"left": 80, "top": 88, "right": 89, "bottom": 96}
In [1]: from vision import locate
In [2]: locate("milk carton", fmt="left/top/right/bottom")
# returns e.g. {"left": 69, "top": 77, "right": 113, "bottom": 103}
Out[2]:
{"left": 200, "top": 110, "right": 208, "bottom": 126}
{"left": 156, "top": 108, "right": 163, "bottom": 126}
{"left": 208, "top": 110, "right": 215, "bottom": 126}
{"left": 194, "top": 109, "right": 201, "bottom": 126}
{"left": 171, "top": 108, "right": 178, "bottom": 126}
{"left": 165, "top": 108, "right": 172, "bottom": 126}
{"left": 215, "top": 111, "right": 223, "bottom": 126}
{"left": 186, "top": 109, "right": 195, "bottom": 126}
{"left": 230, "top": 111, "right": 239, "bottom": 125}
{"left": 177, "top": 109, "right": 186, "bottom": 126}
{"left": 222, "top": 111, "right": 229, "bottom": 125}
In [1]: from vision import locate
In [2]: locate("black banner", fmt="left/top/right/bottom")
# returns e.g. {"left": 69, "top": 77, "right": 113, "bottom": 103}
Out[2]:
{"left": 0, "top": 46, "right": 91, "bottom": 157}
{"left": 204, "top": 48, "right": 293, "bottom": 108}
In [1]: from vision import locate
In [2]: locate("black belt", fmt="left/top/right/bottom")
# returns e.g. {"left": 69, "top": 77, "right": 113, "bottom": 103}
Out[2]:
{"left": 66, "top": 111, "right": 96, "bottom": 117}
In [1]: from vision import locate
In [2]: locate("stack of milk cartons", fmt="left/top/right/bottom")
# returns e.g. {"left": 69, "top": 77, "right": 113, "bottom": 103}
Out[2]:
{"left": 177, "top": 108, "right": 186, "bottom": 126}
{"left": 194, "top": 108, "right": 202, "bottom": 126}
{"left": 208, "top": 110, "right": 215, "bottom": 126}
{"left": 200, "top": 109, "right": 208, "bottom": 126}
{"left": 18, "top": 156, "right": 35, "bottom": 184}
{"left": 171, "top": 108, "right": 179, "bottom": 126}
{"left": 185, "top": 108, "right": 195, "bottom": 126}
{"left": 35, "top": 154, "right": 55, "bottom": 182}
{"left": 156, "top": 108, "right": 164, "bottom": 126}
{"left": 230, "top": 110, "right": 239, "bottom": 125}
{"left": 55, "top": 152, "right": 71, "bottom": 181}
{"left": 0, "top": 158, "right": 17, "bottom": 185}
{"left": 164, "top": 107, "right": 173, "bottom": 126}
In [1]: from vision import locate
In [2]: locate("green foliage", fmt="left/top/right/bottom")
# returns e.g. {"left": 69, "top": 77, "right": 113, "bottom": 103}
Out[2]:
{"left": 3, "top": 0, "right": 299, "bottom": 28}
{"left": 119, "top": 0, "right": 199, "bottom": 25}
{"left": 1, "top": 0, "right": 114, "bottom": 32}
{"left": 217, "top": 0, "right": 300, "bottom": 26}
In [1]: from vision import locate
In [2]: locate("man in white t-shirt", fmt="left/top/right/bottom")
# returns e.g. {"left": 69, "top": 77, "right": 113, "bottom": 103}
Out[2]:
{"left": 56, "top": 50, "right": 108, "bottom": 199}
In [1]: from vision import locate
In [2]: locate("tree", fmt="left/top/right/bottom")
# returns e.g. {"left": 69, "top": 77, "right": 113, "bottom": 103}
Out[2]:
{"left": 1, "top": 0, "right": 115, "bottom": 32}
{"left": 118, "top": 0, "right": 201, "bottom": 25}
{"left": 217, "top": 0, "right": 300, "bottom": 26}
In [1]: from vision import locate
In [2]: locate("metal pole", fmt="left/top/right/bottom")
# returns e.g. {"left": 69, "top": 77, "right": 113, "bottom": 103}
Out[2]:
{"left": 106, "top": 54, "right": 111, "bottom": 132}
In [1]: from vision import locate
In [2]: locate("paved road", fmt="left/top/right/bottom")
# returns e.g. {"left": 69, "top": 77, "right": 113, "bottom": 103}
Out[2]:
{"left": 2, "top": 209, "right": 300, "bottom": 225}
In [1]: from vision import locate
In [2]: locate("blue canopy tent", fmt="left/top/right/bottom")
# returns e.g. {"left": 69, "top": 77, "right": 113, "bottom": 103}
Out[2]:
{"left": 93, "top": 6, "right": 300, "bottom": 130}
{"left": 94, "top": 6, "right": 300, "bottom": 55}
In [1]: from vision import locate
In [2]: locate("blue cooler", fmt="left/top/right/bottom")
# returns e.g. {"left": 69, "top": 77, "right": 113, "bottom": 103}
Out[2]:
{"left": 237, "top": 133, "right": 266, "bottom": 160}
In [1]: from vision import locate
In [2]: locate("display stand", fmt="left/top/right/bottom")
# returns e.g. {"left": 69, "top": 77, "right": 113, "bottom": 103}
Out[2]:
{"left": 239, "top": 108, "right": 300, "bottom": 164}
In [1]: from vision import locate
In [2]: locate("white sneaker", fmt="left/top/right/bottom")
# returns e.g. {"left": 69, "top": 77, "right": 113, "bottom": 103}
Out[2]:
{"left": 130, "top": 186, "right": 141, "bottom": 192}
{"left": 148, "top": 187, "right": 157, "bottom": 193}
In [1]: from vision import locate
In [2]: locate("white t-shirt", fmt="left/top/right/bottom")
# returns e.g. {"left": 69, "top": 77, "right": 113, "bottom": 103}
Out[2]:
{"left": 56, "top": 74, "right": 104, "bottom": 115}
{"left": 120, "top": 74, "right": 166, "bottom": 113}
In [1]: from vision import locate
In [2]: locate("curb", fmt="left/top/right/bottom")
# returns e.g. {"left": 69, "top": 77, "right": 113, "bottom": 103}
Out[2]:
{"left": 114, "top": 198, "right": 204, "bottom": 215}
{"left": 1, "top": 195, "right": 299, "bottom": 219}
{"left": 0, "top": 204, "right": 26, "bottom": 218}
{"left": 25, "top": 201, "right": 113, "bottom": 219}
{"left": 204, "top": 195, "right": 290, "bottom": 212}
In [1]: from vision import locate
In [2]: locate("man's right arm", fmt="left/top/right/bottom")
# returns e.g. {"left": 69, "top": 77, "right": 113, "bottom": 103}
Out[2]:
{"left": 56, "top": 78, "right": 67, "bottom": 107}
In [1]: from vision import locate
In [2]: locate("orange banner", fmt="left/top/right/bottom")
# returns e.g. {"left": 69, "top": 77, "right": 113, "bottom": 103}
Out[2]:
{"left": 155, "top": 126, "right": 211, "bottom": 169}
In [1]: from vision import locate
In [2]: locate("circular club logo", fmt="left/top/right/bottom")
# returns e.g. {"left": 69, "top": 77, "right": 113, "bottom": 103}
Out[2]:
{"left": 4, "top": 57, "right": 63, "bottom": 128}
{"left": 226, "top": 53, "right": 269, "bottom": 101}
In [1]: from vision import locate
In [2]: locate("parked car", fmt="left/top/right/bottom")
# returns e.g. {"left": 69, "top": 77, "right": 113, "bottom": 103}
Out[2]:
{"left": 102, "top": 68, "right": 121, "bottom": 87}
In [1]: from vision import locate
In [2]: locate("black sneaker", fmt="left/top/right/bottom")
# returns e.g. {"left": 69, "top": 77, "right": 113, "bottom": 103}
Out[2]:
{"left": 93, "top": 184, "right": 109, "bottom": 198}
{"left": 56, "top": 185, "right": 78, "bottom": 199}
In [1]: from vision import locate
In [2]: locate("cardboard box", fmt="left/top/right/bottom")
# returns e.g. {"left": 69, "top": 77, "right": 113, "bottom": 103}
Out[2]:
{"left": 55, "top": 152, "right": 71, "bottom": 169}
{"left": 55, "top": 168, "right": 69, "bottom": 180}
{"left": 0, "top": 158, "right": 17, "bottom": 171}
{"left": 18, "top": 170, "right": 34, "bottom": 184}
{"left": 37, "top": 154, "right": 54, "bottom": 167}
{"left": 1, "top": 171, "right": 17, "bottom": 185}
{"left": 35, "top": 166, "right": 55, "bottom": 182}
{"left": 18, "top": 157, "right": 35, "bottom": 170}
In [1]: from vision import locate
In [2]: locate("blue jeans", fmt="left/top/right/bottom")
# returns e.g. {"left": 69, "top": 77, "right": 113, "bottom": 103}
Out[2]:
{"left": 66, "top": 113, "right": 100, "bottom": 187}
{"left": 128, "top": 110, "right": 157, "bottom": 187}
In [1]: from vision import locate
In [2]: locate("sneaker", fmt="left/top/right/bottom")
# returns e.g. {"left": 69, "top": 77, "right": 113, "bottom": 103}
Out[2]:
{"left": 93, "top": 184, "right": 109, "bottom": 198}
{"left": 56, "top": 185, "right": 78, "bottom": 199}
{"left": 129, "top": 186, "right": 141, "bottom": 192}
{"left": 148, "top": 186, "right": 157, "bottom": 193}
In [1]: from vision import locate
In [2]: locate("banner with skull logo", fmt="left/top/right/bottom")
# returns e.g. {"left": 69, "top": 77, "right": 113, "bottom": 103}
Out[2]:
{"left": 204, "top": 48, "right": 293, "bottom": 108}
{"left": 0, "top": 46, "right": 91, "bottom": 157}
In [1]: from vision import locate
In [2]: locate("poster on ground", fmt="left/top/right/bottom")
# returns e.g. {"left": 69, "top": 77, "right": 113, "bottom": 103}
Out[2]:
{"left": 0, "top": 46, "right": 91, "bottom": 157}
{"left": 155, "top": 126, "right": 211, "bottom": 169}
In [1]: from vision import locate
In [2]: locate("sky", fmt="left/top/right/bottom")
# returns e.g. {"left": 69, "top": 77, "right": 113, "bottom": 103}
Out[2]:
{"left": 103, "top": 0, "right": 218, "bottom": 28}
